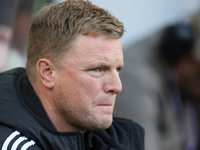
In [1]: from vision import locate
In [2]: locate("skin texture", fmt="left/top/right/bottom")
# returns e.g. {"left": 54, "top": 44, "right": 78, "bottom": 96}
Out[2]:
{"left": 34, "top": 34, "right": 124, "bottom": 132}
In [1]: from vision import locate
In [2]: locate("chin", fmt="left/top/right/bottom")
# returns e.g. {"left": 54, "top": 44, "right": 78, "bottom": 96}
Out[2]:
{"left": 82, "top": 114, "right": 113, "bottom": 131}
{"left": 95, "top": 115, "right": 113, "bottom": 130}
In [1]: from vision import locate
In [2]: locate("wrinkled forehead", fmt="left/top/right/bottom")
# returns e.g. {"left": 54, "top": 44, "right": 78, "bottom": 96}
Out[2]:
{"left": 68, "top": 33, "right": 123, "bottom": 55}
{"left": 61, "top": 34, "right": 123, "bottom": 66}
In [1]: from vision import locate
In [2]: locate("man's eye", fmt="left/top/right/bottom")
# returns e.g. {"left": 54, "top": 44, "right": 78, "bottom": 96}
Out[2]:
{"left": 91, "top": 68, "right": 100, "bottom": 72}
{"left": 116, "top": 67, "right": 122, "bottom": 72}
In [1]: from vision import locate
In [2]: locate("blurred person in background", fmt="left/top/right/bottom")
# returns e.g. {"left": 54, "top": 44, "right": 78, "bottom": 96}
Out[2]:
{"left": 0, "top": 0, "right": 40, "bottom": 72}
{"left": 0, "top": 0, "right": 18, "bottom": 72}
{"left": 114, "top": 17, "right": 200, "bottom": 149}
{"left": 6, "top": 0, "right": 34, "bottom": 71}
{"left": 10, "top": 0, "right": 34, "bottom": 55}
{"left": 158, "top": 23, "right": 199, "bottom": 150}
{"left": 188, "top": 9, "right": 200, "bottom": 149}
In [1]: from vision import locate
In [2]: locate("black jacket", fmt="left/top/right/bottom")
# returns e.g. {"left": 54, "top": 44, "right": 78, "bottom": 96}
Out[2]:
{"left": 0, "top": 68, "right": 144, "bottom": 150}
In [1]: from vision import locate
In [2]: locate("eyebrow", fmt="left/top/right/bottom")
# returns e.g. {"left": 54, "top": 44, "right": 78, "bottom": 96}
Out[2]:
{"left": 86, "top": 56, "right": 124, "bottom": 68}
{"left": 89, "top": 62, "right": 124, "bottom": 70}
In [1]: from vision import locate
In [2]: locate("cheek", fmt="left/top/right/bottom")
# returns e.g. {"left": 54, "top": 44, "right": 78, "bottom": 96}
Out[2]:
{"left": 73, "top": 77, "right": 103, "bottom": 109}
{"left": 82, "top": 78, "right": 102, "bottom": 98}
{"left": 62, "top": 79, "right": 102, "bottom": 112}
{"left": 58, "top": 70, "right": 103, "bottom": 103}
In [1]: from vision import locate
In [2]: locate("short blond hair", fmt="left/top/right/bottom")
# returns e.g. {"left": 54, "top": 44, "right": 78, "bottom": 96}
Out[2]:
{"left": 26, "top": 0, "right": 124, "bottom": 82}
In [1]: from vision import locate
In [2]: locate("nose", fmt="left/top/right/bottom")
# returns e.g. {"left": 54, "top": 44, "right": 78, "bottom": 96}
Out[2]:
{"left": 103, "top": 71, "right": 122, "bottom": 94}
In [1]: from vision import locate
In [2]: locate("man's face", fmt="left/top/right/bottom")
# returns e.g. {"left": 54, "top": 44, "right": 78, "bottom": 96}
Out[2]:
{"left": 53, "top": 34, "right": 123, "bottom": 132}
{"left": 177, "top": 53, "right": 200, "bottom": 100}
{"left": 184, "top": 62, "right": 200, "bottom": 100}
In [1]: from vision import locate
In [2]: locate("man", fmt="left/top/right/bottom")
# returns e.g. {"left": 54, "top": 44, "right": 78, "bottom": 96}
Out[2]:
{"left": 0, "top": 0, "right": 144, "bottom": 150}
{"left": 158, "top": 23, "right": 199, "bottom": 150}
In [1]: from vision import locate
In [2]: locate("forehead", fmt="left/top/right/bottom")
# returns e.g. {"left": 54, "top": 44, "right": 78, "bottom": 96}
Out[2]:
{"left": 64, "top": 34, "right": 123, "bottom": 65}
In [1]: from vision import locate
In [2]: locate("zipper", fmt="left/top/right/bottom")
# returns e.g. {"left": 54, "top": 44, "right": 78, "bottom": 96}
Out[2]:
{"left": 78, "top": 131, "right": 85, "bottom": 150}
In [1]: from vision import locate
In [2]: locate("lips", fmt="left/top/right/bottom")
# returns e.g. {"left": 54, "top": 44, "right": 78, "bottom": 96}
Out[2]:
{"left": 97, "top": 104, "right": 112, "bottom": 106}
{"left": 96, "top": 104, "right": 113, "bottom": 111}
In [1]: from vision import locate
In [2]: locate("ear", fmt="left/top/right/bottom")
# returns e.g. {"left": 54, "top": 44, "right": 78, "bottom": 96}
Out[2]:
{"left": 36, "top": 58, "right": 55, "bottom": 89}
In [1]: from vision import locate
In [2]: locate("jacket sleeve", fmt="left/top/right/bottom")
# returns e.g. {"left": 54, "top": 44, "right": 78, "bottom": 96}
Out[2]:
{"left": 0, "top": 124, "right": 43, "bottom": 150}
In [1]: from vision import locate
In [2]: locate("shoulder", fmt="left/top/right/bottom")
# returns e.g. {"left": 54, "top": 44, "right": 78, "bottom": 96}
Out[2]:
{"left": 112, "top": 117, "right": 144, "bottom": 133}
{"left": 0, "top": 67, "right": 26, "bottom": 85}
{"left": 0, "top": 124, "right": 42, "bottom": 150}
{"left": 93, "top": 118, "right": 145, "bottom": 150}
{"left": 0, "top": 67, "right": 26, "bottom": 108}
{"left": 112, "top": 118, "right": 145, "bottom": 149}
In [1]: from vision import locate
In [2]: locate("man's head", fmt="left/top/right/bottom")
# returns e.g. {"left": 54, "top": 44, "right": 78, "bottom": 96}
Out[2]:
{"left": 26, "top": 0, "right": 124, "bottom": 82}
{"left": 158, "top": 23, "right": 194, "bottom": 65}
{"left": 159, "top": 22, "right": 200, "bottom": 101}
{"left": 26, "top": 0, "right": 124, "bottom": 132}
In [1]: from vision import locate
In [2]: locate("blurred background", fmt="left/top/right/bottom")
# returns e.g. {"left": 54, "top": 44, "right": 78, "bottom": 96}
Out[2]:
{"left": 1, "top": 0, "right": 200, "bottom": 150}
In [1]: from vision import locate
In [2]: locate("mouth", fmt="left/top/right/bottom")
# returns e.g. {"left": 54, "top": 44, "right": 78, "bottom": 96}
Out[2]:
{"left": 96, "top": 104, "right": 113, "bottom": 112}
{"left": 95, "top": 103, "right": 113, "bottom": 115}
{"left": 97, "top": 104, "right": 112, "bottom": 106}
